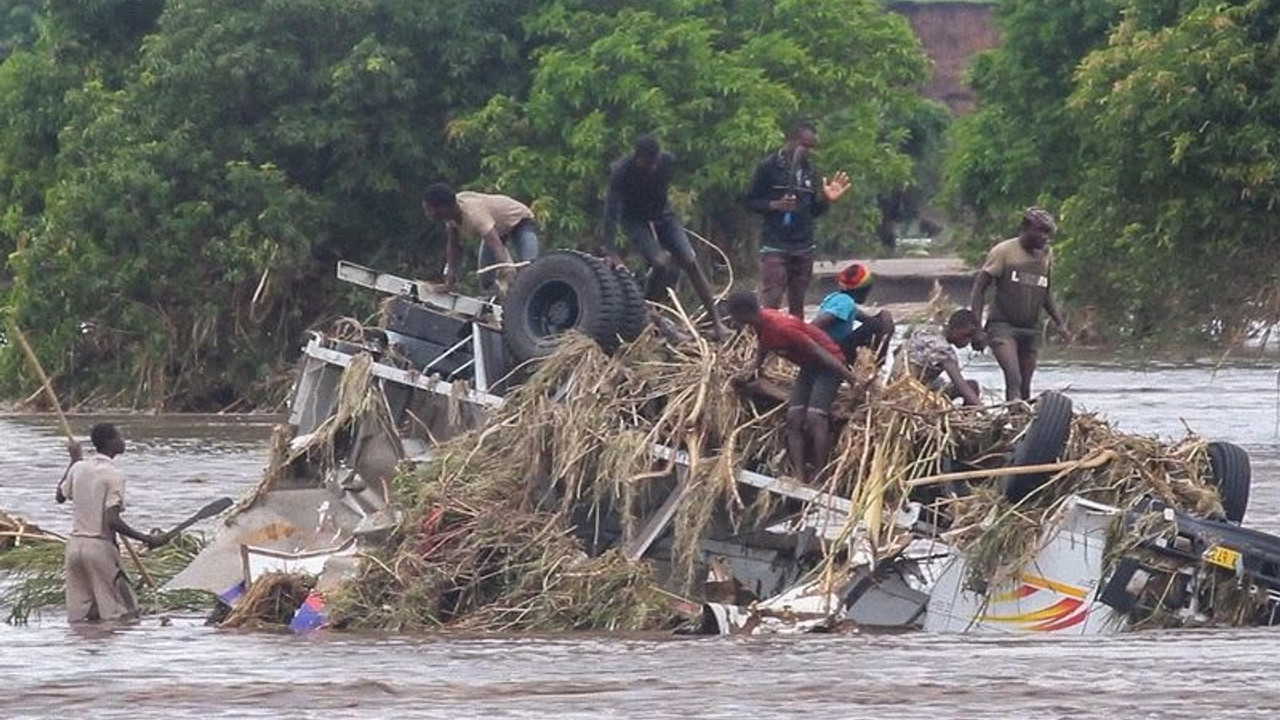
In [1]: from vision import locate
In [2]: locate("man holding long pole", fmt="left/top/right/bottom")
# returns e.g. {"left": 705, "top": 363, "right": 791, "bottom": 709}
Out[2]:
{"left": 57, "top": 423, "right": 170, "bottom": 623}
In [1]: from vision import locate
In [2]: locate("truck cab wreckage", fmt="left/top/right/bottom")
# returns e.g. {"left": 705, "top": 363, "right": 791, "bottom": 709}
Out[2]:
{"left": 168, "top": 253, "right": 1280, "bottom": 635}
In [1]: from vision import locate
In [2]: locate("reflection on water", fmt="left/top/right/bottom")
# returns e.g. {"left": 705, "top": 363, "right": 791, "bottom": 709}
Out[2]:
{"left": 1, "top": 360, "right": 1278, "bottom": 719}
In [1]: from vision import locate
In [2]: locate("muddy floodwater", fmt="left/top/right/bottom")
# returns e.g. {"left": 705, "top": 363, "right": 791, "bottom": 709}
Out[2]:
{"left": 2, "top": 356, "right": 1279, "bottom": 719}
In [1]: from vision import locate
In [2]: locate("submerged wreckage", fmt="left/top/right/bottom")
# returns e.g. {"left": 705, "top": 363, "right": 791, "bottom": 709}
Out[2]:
{"left": 168, "top": 253, "right": 1280, "bottom": 634}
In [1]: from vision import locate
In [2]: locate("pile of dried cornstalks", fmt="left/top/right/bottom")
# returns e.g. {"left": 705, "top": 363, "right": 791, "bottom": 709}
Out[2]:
{"left": 320, "top": 312, "right": 1235, "bottom": 632}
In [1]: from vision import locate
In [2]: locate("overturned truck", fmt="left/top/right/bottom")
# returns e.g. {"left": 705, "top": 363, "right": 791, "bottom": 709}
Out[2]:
{"left": 168, "top": 253, "right": 1280, "bottom": 634}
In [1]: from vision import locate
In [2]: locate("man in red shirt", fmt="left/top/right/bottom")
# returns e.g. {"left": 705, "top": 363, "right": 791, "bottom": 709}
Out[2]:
{"left": 726, "top": 291, "right": 858, "bottom": 484}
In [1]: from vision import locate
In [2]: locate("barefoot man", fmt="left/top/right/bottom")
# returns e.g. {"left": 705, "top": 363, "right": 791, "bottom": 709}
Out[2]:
{"left": 727, "top": 291, "right": 858, "bottom": 484}
{"left": 970, "top": 207, "right": 1069, "bottom": 401}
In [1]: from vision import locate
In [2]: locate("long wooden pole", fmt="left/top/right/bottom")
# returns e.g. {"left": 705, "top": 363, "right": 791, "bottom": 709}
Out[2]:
{"left": 10, "top": 323, "right": 73, "bottom": 438}
{"left": 8, "top": 320, "right": 157, "bottom": 590}
{"left": 905, "top": 450, "right": 1117, "bottom": 489}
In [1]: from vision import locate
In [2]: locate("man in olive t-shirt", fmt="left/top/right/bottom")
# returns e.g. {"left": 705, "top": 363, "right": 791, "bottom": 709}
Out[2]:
{"left": 969, "top": 207, "right": 1069, "bottom": 401}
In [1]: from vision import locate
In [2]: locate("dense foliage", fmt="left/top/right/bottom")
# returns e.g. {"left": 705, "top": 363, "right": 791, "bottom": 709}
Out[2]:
{"left": 942, "top": 0, "right": 1119, "bottom": 238}
{"left": 1061, "top": 0, "right": 1280, "bottom": 340}
{"left": 946, "top": 0, "right": 1280, "bottom": 342}
{"left": 0, "top": 0, "right": 930, "bottom": 407}
{"left": 0, "top": 2, "right": 38, "bottom": 60}
{"left": 1, "top": 0, "right": 537, "bottom": 407}
{"left": 456, "top": 0, "right": 930, "bottom": 257}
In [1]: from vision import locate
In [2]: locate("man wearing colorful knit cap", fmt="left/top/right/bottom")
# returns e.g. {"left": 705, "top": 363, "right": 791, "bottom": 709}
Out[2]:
{"left": 812, "top": 262, "right": 895, "bottom": 367}
{"left": 970, "top": 206, "right": 1069, "bottom": 401}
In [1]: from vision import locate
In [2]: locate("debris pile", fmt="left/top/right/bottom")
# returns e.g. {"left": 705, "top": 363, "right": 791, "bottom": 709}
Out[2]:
{"left": 323, "top": 323, "right": 1242, "bottom": 632}
{"left": 3, "top": 320, "right": 1249, "bottom": 633}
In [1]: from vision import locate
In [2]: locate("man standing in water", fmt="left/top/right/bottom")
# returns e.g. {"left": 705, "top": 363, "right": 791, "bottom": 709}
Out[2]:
{"left": 970, "top": 207, "right": 1069, "bottom": 401}
{"left": 744, "top": 119, "right": 852, "bottom": 317}
{"left": 421, "top": 183, "right": 540, "bottom": 293}
{"left": 57, "top": 423, "right": 169, "bottom": 622}
{"left": 601, "top": 135, "right": 727, "bottom": 339}
{"left": 726, "top": 291, "right": 858, "bottom": 484}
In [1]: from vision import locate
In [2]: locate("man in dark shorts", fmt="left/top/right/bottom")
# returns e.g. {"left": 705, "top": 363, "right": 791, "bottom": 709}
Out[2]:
{"left": 726, "top": 291, "right": 858, "bottom": 484}
{"left": 744, "top": 120, "right": 851, "bottom": 317}
{"left": 811, "top": 263, "right": 895, "bottom": 367}
{"left": 970, "top": 206, "right": 1069, "bottom": 401}
{"left": 602, "top": 135, "right": 727, "bottom": 338}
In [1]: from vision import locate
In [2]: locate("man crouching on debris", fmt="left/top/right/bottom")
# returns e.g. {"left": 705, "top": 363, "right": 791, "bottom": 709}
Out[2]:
{"left": 56, "top": 423, "right": 169, "bottom": 622}
{"left": 811, "top": 263, "right": 895, "bottom": 367}
{"left": 726, "top": 291, "right": 859, "bottom": 484}
{"left": 893, "top": 309, "right": 984, "bottom": 406}
{"left": 421, "top": 183, "right": 540, "bottom": 294}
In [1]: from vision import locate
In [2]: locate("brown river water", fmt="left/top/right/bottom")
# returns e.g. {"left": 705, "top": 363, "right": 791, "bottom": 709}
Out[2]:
{"left": 2, "top": 357, "right": 1279, "bottom": 719}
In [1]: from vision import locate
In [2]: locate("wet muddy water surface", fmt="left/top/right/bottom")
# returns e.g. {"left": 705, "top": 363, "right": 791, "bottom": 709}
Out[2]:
{"left": 2, "top": 358, "right": 1278, "bottom": 719}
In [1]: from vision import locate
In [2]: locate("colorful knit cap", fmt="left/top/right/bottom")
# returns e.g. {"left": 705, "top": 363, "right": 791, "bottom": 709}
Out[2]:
{"left": 1023, "top": 206, "right": 1057, "bottom": 233}
{"left": 837, "top": 263, "right": 872, "bottom": 290}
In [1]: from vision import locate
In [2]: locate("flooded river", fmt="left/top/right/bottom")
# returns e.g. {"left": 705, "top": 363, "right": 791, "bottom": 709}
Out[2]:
{"left": 2, "top": 357, "right": 1278, "bottom": 719}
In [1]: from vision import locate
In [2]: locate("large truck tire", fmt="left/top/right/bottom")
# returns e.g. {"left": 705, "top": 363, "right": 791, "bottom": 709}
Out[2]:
{"left": 1207, "top": 441, "right": 1250, "bottom": 523}
{"left": 1004, "top": 391, "right": 1074, "bottom": 503}
{"left": 503, "top": 251, "right": 626, "bottom": 363}
{"left": 611, "top": 265, "right": 649, "bottom": 343}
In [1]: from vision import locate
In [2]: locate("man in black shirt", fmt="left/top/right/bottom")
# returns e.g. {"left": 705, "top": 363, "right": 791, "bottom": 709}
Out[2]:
{"left": 744, "top": 120, "right": 852, "bottom": 317}
{"left": 602, "top": 135, "right": 727, "bottom": 338}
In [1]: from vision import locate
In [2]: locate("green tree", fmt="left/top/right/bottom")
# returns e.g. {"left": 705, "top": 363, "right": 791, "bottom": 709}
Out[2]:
{"left": 1060, "top": 0, "right": 1280, "bottom": 341}
{"left": 3, "top": 0, "right": 538, "bottom": 408}
{"left": 0, "top": 0, "right": 41, "bottom": 60}
{"left": 1, "top": 0, "right": 165, "bottom": 266}
{"left": 454, "top": 0, "right": 929, "bottom": 258}
{"left": 942, "top": 0, "right": 1119, "bottom": 247}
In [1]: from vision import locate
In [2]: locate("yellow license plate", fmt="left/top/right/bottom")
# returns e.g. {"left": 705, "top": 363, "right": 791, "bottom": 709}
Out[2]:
{"left": 1204, "top": 545, "right": 1242, "bottom": 570}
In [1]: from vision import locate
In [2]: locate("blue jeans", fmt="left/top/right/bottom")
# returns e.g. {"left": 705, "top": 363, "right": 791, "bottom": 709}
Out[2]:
{"left": 621, "top": 213, "right": 695, "bottom": 301}
{"left": 478, "top": 219, "right": 539, "bottom": 289}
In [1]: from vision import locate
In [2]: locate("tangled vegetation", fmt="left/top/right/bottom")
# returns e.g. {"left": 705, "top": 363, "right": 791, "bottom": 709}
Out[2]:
{"left": 0, "top": 528, "right": 214, "bottom": 625}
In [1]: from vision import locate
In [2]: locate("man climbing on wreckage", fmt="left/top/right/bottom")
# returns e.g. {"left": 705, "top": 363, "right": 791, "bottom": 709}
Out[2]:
{"left": 969, "top": 206, "right": 1069, "bottom": 401}
{"left": 810, "top": 262, "right": 895, "bottom": 368}
{"left": 893, "top": 309, "right": 985, "bottom": 406}
{"left": 56, "top": 423, "right": 170, "bottom": 623}
{"left": 601, "top": 134, "right": 728, "bottom": 339}
{"left": 726, "top": 291, "right": 859, "bottom": 485}
{"left": 421, "top": 183, "right": 540, "bottom": 294}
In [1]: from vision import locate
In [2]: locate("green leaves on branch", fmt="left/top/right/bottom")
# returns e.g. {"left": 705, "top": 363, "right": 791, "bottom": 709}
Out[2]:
{"left": 454, "top": 0, "right": 929, "bottom": 244}
{"left": 1, "top": 0, "right": 535, "bottom": 408}
{"left": 946, "top": 0, "right": 1280, "bottom": 342}
{"left": 1061, "top": 0, "right": 1280, "bottom": 341}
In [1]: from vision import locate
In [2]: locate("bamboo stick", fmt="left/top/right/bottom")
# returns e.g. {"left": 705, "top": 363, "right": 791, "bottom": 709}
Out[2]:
{"left": 905, "top": 450, "right": 1117, "bottom": 488}
{"left": 8, "top": 320, "right": 157, "bottom": 590}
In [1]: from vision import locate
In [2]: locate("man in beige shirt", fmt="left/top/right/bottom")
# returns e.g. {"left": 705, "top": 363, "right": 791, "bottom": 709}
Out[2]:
{"left": 421, "top": 183, "right": 540, "bottom": 292}
{"left": 56, "top": 423, "right": 169, "bottom": 623}
{"left": 970, "top": 206, "right": 1069, "bottom": 401}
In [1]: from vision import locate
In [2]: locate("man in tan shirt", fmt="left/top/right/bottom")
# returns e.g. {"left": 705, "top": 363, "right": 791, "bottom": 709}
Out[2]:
{"left": 421, "top": 183, "right": 540, "bottom": 292}
{"left": 56, "top": 423, "right": 169, "bottom": 623}
{"left": 970, "top": 206, "right": 1069, "bottom": 401}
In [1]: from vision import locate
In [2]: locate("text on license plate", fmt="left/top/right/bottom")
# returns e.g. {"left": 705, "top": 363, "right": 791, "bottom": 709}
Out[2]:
{"left": 1204, "top": 545, "right": 1242, "bottom": 570}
